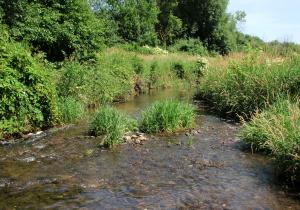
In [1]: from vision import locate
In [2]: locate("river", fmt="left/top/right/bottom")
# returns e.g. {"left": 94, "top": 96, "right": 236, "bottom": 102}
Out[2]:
{"left": 0, "top": 88, "right": 299, "bottom": 209}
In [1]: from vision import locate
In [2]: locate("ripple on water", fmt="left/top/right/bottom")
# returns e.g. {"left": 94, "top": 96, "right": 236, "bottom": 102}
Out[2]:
{"left": 0, "top": 89, "right": 300, "bottom": 209}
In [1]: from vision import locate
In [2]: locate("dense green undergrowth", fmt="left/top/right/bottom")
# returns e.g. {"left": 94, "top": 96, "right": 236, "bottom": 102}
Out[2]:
{"left": 0, "top": 29, "right": 58, "bottom": 139}
{"left": 140, "top": 100, "right": 196, "bottom": 133}
{"left": 57, "top": 50, "right": 202, "bottom": 106}
{"left": 239, "top": 99, "right": 300, "bottom": 185}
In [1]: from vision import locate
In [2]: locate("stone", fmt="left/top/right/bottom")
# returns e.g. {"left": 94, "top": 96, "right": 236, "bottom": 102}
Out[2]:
{"left": 22, "top": 156, "right": 36, "bottom": 163}
{"left": 36, "top": 131, "right": 43, "bottom": 135}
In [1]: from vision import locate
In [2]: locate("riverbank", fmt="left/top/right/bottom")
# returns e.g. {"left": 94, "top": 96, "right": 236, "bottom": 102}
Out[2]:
{"left": 196, "top": 52, "right": 300, "bottom": 185}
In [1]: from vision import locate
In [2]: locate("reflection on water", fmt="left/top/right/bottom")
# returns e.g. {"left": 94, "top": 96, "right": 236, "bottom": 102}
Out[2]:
{"left": 0, "top": 88, "right": 299, "bottom": 209}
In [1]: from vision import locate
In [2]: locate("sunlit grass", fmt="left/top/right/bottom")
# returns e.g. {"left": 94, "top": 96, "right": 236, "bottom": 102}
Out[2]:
{"left": 89, "top": 106, "right": 137, "bottom": 148}
{"left": 139, "top": 100, "right": 196, "bottom": 133}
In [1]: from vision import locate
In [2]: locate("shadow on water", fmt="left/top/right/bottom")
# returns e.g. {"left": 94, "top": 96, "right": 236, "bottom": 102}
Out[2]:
{"left": 0, "top": 88, "right": 300, "bottom": 209}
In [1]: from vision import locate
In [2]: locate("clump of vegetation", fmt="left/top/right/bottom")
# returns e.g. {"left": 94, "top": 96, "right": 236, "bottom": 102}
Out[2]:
{"left": 169, "top": 39, "right": 209, "bottom": 56}
{"left": 58, "top": 97, "right": 84, "bottom": 123}
{"left": 197, "top": 54, "right": 300, "bottom": 119}
{"left": 239, "top": 99, "right": 300, "bottom": 184}
{"left": 0, "top": 28, "right": 58, "bottom": 139}
{"left": 89, "top": 107, "right": 137, "bottom": 148}
{"left": 140, "top": 100, "right": 196, "bottom": 133}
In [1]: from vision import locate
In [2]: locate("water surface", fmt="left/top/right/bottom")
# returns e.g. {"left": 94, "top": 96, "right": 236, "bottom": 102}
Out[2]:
{"left": 0, "top": 89, "right": 299, "bottom": 209}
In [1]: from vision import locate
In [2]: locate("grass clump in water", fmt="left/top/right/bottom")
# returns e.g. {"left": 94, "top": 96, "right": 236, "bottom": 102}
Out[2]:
{"left": 239, "top": 99, "right": 300, "bottom": 185}
{"left": 58, "top": 97, "right": 84, "bottom": 123}
{"left": 140, "top": 100, "right": 196, "bottom": 133}
{"left": 89, "top": 107, "right": 137, "bottom": 148}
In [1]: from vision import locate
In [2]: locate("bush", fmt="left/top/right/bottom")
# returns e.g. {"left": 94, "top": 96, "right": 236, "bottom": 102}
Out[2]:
{"left": 239, "top": 99, "right": 300, "bottom": 184}
{"left": 140, "top": 100, "right": 196, "bottom": 133}
{"left": 89, "top": 107, "right": 137, "bottom": 148}
{"left": 0, "top": 28, "right": 58, "bottom": 139}
{"left": 169, "top": 39, "right": 209, "bottom": 56}
{"left": 197, "top": 54, "right": 300, "bottom": 119}
{"left": 58, "top": 97, "right": 84, "bottom": 123}
{"left": 57, "top": 52, "right": 137, "bottom": 105}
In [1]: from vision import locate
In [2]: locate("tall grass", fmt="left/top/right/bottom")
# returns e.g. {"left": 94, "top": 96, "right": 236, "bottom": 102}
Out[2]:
{"left": 140, "top": 100, "right": 196, "bottom": 133}
{"left": 239, "top": 99, "right": 300, "bottom": 184}
{"left": 58, "top": 97, "right": 84, "bottom": 123}
{"left": 197, "top": 54, "right": 300, "bottom": 119}
{"left": 89, "top": 107, "right": 137, "bottom": 148}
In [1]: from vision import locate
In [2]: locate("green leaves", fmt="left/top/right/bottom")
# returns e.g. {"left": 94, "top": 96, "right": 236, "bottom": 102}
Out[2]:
{"left": 0, "top": 0, "right": 105, "bottom": 61}
{"left": 0, "top": 30, "right": 58, "bottom": 139}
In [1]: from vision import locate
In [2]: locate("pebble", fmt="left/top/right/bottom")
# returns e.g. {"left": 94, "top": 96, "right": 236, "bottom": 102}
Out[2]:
{"left": 34, "top": 144, "right": 46, "bottom": 149}
{"left": 22, "top": 156, "right": 36, "bottom": 163}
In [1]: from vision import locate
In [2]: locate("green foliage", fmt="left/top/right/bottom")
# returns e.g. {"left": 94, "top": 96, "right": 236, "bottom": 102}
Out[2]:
{"left": 57, "top": 52, "right": 136, "bottom": 105}
{"left": 197, "top": 54, "right": 300, "bottom": 119}
{"left": 95, "top": 0, "right": 159, "bottom": 46}
{"left": 239, "top": 99, "right": 300, "bottom": 184}
{"left": 58, "top": 97, "right": 84, "bottom": 123}
{"left": 140, "top": 100, "right": 196, "bottom": 133}
{"left": 0, "top": 28, "right": 58, "bottom": 139}
{"left": 156, "top": 0, "right": 183, "bottom": 45}
{"left": 172, "top": 62, "right": 185, "bottom": 79}
{"left": 89, "top": 106, "right": 137, "bottom": 148}
{"left": 169, "top": 38, "right": 209, "bottom": 56}
{"left": 176, "top": 0, "right": 235, "bottom": 54}
{"left": 0, "top": 0, "right": 104, "bottom": 61}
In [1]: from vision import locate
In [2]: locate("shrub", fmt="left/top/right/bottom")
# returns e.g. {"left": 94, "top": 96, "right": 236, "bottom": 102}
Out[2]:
{"left": 89, "top": 107, "right": 137, "bottom": 148}
{"left": 169, "top": 39, "right": 209, "bottom": 56}
{"left": 172, "top": 62, "right": 185, "bottom": 79}
{"left": 140, "top": 100, "right": 196, "bottom": 133}
{"left": 0, "top": 28, "right": 58, "bottom": 139}
{"left": 239, "top": 99, "right": 300, "bottom": 184}
{"left": 197, "top": 54, "right": 300, "bottom": 119}
{"left": 57, "top": 52, "right": 136, "bottom": 105}
{"left": 58, "top": 97, "right": 84, "bottom": 123}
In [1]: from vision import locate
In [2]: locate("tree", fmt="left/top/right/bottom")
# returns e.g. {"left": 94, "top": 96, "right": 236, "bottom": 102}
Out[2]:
{"left": 176, "top": 0, "right": 235, "bottom": 54}
{"left": 93, "top": 0, "right": 159, "bottom": 46}
{"left": 156, "top": 0, "right": 183, "bottom": 46}
{"left": 0, "top": 0, "right": 105, "bottom": 61}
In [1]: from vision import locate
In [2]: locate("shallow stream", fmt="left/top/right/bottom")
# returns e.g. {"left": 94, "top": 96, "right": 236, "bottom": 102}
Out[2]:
{"left": 0, "top": 89, "right": 299, "bottom": 209}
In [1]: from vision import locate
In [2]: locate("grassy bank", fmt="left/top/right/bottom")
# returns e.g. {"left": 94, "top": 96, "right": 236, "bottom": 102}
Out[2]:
{"left": 0, "top": 45, "right": 201, "bottom": 140}
{"left": 239, "top": 99, "right": 300, "bottom": 185}
{"left": 196, "top": 51, "right": 300, "bottom": 185}
{"left": 196, "top": 53, "right": 300, "bottom": 119}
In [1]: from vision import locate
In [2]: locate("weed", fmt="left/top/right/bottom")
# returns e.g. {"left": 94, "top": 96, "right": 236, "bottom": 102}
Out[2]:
{"left": 58, "top": 97, "right": 84, "bottom": 123}
{"left": 140, "top": 100, "right": 196, "bottom": 133}
{"left": 89, "top": 106, "right": 137, "bottom": 148}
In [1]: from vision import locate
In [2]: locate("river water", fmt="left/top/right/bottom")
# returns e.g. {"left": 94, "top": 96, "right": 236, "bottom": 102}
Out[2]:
{"left": 0, "top": 89, "right": 299, "bottom": 209}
